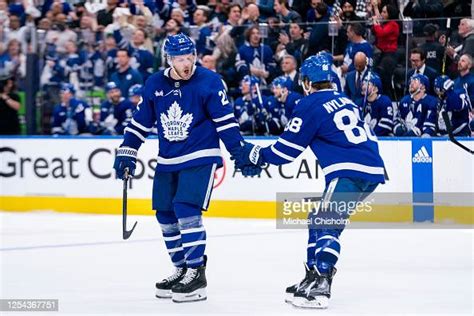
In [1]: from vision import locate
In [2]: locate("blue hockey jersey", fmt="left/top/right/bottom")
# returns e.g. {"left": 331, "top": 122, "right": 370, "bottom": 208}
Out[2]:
{"left": 51, "top": 98, "right": 93, "bottom": 135}
{"left": 234, "top": 94, "right": 281, "bottom": 135}
{"left": 396, "top": 94, "right": 438, "bottom": 136}
{"left": 358, "top": 94, "right": 394, "bottom": 136}
{"left": 437, "top": 89, "right": 471, "bottom": 136}
{"left": 344, "top": 41, "right": 373, "bottom": 72}
{"left": 260, "top": 89, "right": 386, "bottom": 184}
{"left": 275, "top": 91, "right": 303, "bottom": 120}
{"left": 121, "top": 66, "right": 244, "bottom": 172}
{"left": 100, "top": 98, "right": 135, "bottom": 135}
{"left": 235, "top": 43, "right": 277, "bottom": 81}
{"left": 454, "top": 73, "right": 474, "bottom": 110}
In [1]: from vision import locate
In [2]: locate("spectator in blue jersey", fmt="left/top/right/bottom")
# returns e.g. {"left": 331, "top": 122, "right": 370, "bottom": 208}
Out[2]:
{"left": 358, "top": 73, "right": 394, "bottom": 136}
{"left": 235, "top": 25, "right": 277, "bottom": 84}
{"left": 99, "top": 81, "right": 135, "bottom": 135}
{"left": 113, "top": 33, "right": 258, "bottom": 303}
{"left": 51, "top": 83, "right": 94, "bottom": 135}
{"left": 454, "top": 54, "right": 474, "bottom": 110}
{"left": 306, "top": 2, "right": 331, "bottom": 57}
{"left": 345, "top": 52, "right": 368, "bottom": 105}
{"left": 339, "top": 23, "right": 372, "bottom": 75}
{"left": 128, "top": 29, "right": 154, "bottom": 81}
{"left": 434, "top": 75, "right": 471, "bottom": 136}
{"left": 271, "top": 75, "right": 303, "bottom": 126}
{"left": 104, "top": 35, "right": 119, "bottom": 80}
{"left": 110, "top": 49, "right": 143, "bottom": 98}
{"left": 231, "top": 54, "right": 386, "bottom": 309}
{"left": 394, "top": 74, "right": 438, "bottom": 137}
{"left": 191, "top": 7, "right": 213, "bottom": 58}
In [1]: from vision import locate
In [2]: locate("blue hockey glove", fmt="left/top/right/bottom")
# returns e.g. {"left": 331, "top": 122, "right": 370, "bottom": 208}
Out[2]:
{"left": 113, "top": 147, "right": 137, "bottom": 179}
{"left": 230, "top": 141, "right": 263, "bottom": 169}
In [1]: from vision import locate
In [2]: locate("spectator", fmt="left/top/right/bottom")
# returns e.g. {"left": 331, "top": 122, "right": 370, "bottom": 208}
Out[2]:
{"left": 445, "top": 18, "right": 474, "bottom": 64}
{"left": 99, "top": 81, "right": 134, "bottom": 135}
{"left": 230, "top": 3, "right": 261, "bottom": 49}
{"left": 110, "top": 48, "right": 143, "bottom": 97}
{"left": 51, "top": 83, "right": 94, "bottom": 135}
{"left": 407, "top": 48, "right": 438, "bottom": 95}
{"left": 97, "top": 0, "right": 119, "bottom": 27}
{"left": 280, "top": 54, "right": 303, "bottom": 94}
{"left": 420, "top": 24, "right": 444, "bottom": 73}
{"left": 45, "top": 13, "right": 78, "bottom": 54}
{"left": 338, "top": 22, "right": 372, "bottom": 74}
{"left": 258, "top": 0, "right": 275, "bottom": 20}
{"left": 454, "top": 54, "right": 474, "bottom": 109}
{"left": 128, "top": 29, "right": 154, "bottom": 81}
{"left": 372, "top": 4, "right": 399, "bottom": 99}
{"left": 226, "top": 4, "right": 242, "bottom": 27}
{"left": 4, "top": 14, "right": 27, "bottom": 53}
{"left": 358, "top": 72, "right": 394, "bottom": 136}
{"left": 0, "top": 74, "right": 21, "bottom": 135}
{"left": 402, "top": 0, "right": 443, "bottom": 35}
{"left": 235, "top": 25, "right": 277, "bottom": 84}
{"left": 306, "top": 2, "right": 331, "bottom": 57}
{"left": 105, "top": 35, "right": 119, "bottom": 80}
{"left": 0, "top": 39, "right": 26, "bottom": 80}
{"left": 394, "top": 74, "right": 438, "bottom": 137}
{"left": 333, "top": 0, "right": 363, "bottom": 57}
{"left": 275, "top": 22, "right": 307, "bottom": 66}
{"left": 192, "top": 7, "right": 213, "bottom": 57}
{"left": 155, "top": 18, "right": 182, "bottom": 71}
{"left": 345, "top": 51, "right": 368, "bottom": 105}
{"left": 273, "top": 0, "right": 301, "bottom": 24}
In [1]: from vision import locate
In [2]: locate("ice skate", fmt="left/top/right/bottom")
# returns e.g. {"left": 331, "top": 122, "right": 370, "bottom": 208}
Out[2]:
{"left": 285, "top": 263, "right": 311, "bottom": 303}
{"left": 171, "top": 265, "right": 207, "bottom": 303}
{"left": 292, "top": 267, "right": 336, "bottom": 309}
{"left": 155, "top": 267, "right": 187, "bottom": 299}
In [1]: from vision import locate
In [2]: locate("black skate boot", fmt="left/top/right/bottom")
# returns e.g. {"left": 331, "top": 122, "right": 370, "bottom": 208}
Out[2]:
{"left": 155, "top": 267, "right": 187, "bottom": 299}
{"left": 171, "top": 264, "right": 207, "bottom": 303}
{"left": 285, "top": 263, "right": 311, "bottom": 303}
{"left": 291, "top": 266, "right": 336, "bottom": 309}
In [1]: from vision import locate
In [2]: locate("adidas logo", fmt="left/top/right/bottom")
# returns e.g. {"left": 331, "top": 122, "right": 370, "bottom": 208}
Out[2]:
{"left": 412, "top": 146, "right": 432, "bottom": 163}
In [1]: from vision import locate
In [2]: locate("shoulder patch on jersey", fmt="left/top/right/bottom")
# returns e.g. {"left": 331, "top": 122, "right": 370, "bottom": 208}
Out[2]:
{"left": 160, "top": 101, "right": 193, "bottom": 141}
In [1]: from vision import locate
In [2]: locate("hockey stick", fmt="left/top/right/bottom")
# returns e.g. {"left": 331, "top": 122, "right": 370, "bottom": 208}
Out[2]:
{"left": 441, "top": 18, "right": 451, "bottom": 75}
{"left": 122, "top": 168, "right": 138, "bottom": 240}
{"left": 441, "top": 111, "right": 474, "bottom": 154}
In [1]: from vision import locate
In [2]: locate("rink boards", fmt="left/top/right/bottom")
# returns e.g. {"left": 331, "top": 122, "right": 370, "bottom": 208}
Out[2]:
{"left": 0, "top": 136, "right": 473, "bottom": 224}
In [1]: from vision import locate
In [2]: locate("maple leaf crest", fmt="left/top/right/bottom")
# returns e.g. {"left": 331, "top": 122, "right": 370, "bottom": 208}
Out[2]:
{"left": 160, "top": 101, "right": 193, "bottom": 141}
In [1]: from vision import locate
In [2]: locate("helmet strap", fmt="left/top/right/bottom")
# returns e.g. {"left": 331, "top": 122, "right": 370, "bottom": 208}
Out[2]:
{"left": 277, "top": 88, "right": 288, "bottom": 102}
{"left": 303, "top": 80, "right": 312, "bottom": 96}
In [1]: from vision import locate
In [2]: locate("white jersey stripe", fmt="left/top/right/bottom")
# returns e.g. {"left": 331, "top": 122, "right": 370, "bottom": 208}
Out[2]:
{"left": 131, "top": 118, "right": 153, "bottom": 132}
{"left": 124, "top": 127, "right": 146, "bottom": 142}
{"left": 270, "top": 146, "right": 296, "bottom": 161}
{"left": 278, "top": 138, "right": 306, "bottom": 152}
{"left": 216, "top": 122, "right": 239, "bottom": 132}
{"left": 323, "top": 163, "right": 385, "bottom": 176}
{"left": 213, "top": 113, "right": 235, "bottom": 123}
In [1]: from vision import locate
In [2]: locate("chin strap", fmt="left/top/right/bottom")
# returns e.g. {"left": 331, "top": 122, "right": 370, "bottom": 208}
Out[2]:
{"left": 277, "top": 89, "right": 288, "bottom": 102}
{"left": 410, "top": 87, "right": 422, "bottom": 99}
{"left": 302, "top": 80, "right": 312, "bottom": 96}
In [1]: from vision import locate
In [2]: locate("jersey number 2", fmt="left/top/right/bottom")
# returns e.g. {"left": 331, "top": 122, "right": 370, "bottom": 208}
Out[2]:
{"left": 334, "top": 109, "right": 377, "bottom": 144}
{"left": 218, "top": 90, "right": 230, "bottom": 106}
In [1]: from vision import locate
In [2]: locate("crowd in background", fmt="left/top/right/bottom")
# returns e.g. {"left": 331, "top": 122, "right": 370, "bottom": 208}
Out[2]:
{"left": 0, "top": 0, "right": 473, "bottom": 137}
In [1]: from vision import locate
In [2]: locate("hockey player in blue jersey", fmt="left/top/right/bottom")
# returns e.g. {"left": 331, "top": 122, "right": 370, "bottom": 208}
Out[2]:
{"left": 51, "top": 83, "right": 94, "bottom": 135}
{"left": 434, "top": 75, "right": 471, "bottom": 136}
{"left": 113, "top": 33, "right": 257, "bottom": 303}
{"left": 394, "top": 74, "right": 438, "bottom": 137}
{"left": 358, "top": 73, "right": 394, "bottom": 136}
{"left": 99, "top": 82, "right": 135, "bottom": 135}
{"left": 234, "top": 75, "right": 280, "bottom": 135}
{"left": 271, "top": 75, "right": 303, "bottom": 125}
{"left": 231, "top": 55, "right": 386, "bottom": 309}
{"left": 128, "top": 84, "right": 143, "bottom": 107}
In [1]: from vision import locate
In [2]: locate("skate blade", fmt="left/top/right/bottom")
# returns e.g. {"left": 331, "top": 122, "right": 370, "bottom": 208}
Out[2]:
{"left": 155, "top": 288, "right": 172, "bottom": 299}
{"left": 292, "top": 296, "right": 329, "bottom": 309}
{"left": 172, "top": 288, "right": 207, "bottom": 303}
{"left": 284, "top": 292, "right": 294, "bottom": 304}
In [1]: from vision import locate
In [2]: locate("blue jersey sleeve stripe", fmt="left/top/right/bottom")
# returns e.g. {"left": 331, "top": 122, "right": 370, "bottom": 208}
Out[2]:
{"left": 124, "top": 127, "right": 146, "bottom": 142}
{"left": 131, "top": 118, "right": 153, "bottom": 132}
{"left": 216, "top": 122, "right": 239, "bottom": 132}
{"left": 213, "top": 113, "right": 235, "bottom": 123}
{"left": 380, "top": 118, "right": 393, "bottom": 124}
{"left": 277, "top": 138, "right": 306, "bottom": 152}
{"left": 378, "top": 123, "right": 392, "bottom": 130}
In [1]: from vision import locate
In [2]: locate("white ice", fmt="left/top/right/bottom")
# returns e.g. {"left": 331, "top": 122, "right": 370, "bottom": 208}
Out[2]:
{"left": 0, "top": 212, "right": 473, "bottom": 316}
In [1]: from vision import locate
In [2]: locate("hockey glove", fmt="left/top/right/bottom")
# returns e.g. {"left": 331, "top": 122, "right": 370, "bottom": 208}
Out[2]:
{"left": 230, "top": 141, "right": 263, "bottom": 169}
{"left": 113, "top": 147, "right": 137, "bottom": 179}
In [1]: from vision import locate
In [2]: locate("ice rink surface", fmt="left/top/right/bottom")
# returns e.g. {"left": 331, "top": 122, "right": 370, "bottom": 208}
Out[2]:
{"left": 0, "top": 212, "right": 472, "bottom": 316}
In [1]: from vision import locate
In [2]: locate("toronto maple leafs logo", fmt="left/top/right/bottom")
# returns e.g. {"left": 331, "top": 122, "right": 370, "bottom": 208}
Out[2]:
{"left": 160, "top": 101, "right": 193, "bottom": 141}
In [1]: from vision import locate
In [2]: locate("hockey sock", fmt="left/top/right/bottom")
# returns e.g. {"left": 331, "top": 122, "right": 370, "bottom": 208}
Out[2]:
{"left": 314, "top": 229, "right": 341, "bottom": 273}
{"left": 175, "top": 203, "right": 206, "bottom": 268}
{"left": 156, "top": 211, "right": 186, "bottom": 267}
